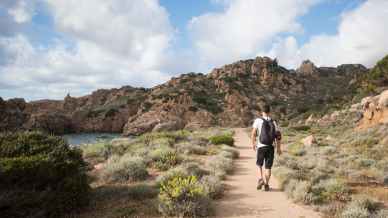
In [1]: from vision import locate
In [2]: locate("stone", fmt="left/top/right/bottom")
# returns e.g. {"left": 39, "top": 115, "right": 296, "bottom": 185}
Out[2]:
{"left": 361, "top": 96, "right": 373, "bottom": 106}
{"left": 301, "top": 135, "right": 317, "bottom": 147}
{"left": 153, "top": 120, "right": 185, "bottom": 132}
{"left": 325, "top": 135, "right": 334, "bottom": 141}
{"left": 296, "top": 60, "right": 319, "bottom": 76}
{"left": 378, "top": 90, "right": 388, "bottom": 107}
{"left": 384, "top": 176, "right": 388, "bottom": 187}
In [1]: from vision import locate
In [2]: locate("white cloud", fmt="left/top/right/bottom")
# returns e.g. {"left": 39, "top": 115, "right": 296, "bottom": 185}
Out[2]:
{"left": 189, "top": 0, "right": 319, "bottom": 70}
{"left": 269, "top": 0, "right": 388, "bottom": 68}
{"left": 7, "top": 0, "right": 35, "bottom": 23}
{"left": 0, "top": 0, "right": 175, "bottom": 100}
{"left": 266, "top": 36, "right": 301, "bottom": 69}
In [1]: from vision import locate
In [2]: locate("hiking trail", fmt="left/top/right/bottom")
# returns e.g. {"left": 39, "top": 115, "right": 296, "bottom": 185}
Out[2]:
{"left": 214, "top": 128, "right": 321, "bottom": 218}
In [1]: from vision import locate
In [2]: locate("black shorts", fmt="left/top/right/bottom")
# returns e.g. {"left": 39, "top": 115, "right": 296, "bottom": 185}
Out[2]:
{"left": 256, "top": 146, "right": 274, "bottom": 169}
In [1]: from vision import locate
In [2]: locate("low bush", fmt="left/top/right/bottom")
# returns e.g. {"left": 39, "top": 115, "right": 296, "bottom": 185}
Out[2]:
{"left": 156, "top": 162, "right": 208, "bottom": 187}
{"left": 158, "top": 175, "right": 212, "bottom": 217}
{"left": 374, "top": 209, "right": 388, "bottom": 218}
{"left": 0, "top": 131, "right": 90, "bottom": 218}
{"left": 340, "top": 196, "right": 380, "bottom": 218}
{"left": 292, "top": 181, "right": 312, "bottom": 204}
{"left": 82, "top": 143, "right": 114, "bottom": 160}
{"left": 181, "top": 162, "right": 209, "bottom": 178}
{"left": 208, "top": 154, "right": 233, "bottom": 179}
{"left": 317, "top": 179, "right": 350, "bottom": 202}
{"left": 220, "top": 145, "right": 240, "bottom": 159}
{"left": 209, "top": 134, "right": 234, "bottom": 146}
{"left": 273, "top": 166, "right": 297, "bottom": 189}
{"left": 101, "top": 155, "right": 148, "bottom": 183}
{"left": 156, "top": 167, "right": 189, "bottom": 187}
{"left": 200, "top": 175, "right": 224, "bottom": 199}
{"left": 150, "top": 148, "right": 181, "bottom": 171}
{"left": 177, "top": 143, "right": 208, "bottom": 155}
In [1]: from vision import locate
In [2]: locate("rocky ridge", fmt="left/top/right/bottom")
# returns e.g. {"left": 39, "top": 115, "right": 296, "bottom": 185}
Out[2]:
{"left": 0, "top": 56, "right": 374, "bottom": 135}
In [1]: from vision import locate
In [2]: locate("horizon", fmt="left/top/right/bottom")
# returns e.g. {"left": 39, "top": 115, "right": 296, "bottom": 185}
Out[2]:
{"left": 1, "top": 0, "right": 388, "bottom": 101}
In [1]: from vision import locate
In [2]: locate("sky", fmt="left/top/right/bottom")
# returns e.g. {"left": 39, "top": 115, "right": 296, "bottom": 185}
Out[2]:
{"left": 1, "top": 0, "right": 388, "bottom": 101}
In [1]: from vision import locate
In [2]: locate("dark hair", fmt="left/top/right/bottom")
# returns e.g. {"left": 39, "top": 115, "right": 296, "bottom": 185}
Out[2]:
{"left": 261, "top": 104, "right": 271, "bottom": 113}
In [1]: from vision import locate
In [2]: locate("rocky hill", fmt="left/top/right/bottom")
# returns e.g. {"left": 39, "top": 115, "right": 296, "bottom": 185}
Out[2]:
{"left": 2, "top": 55, "right": 381, "bottom": 135}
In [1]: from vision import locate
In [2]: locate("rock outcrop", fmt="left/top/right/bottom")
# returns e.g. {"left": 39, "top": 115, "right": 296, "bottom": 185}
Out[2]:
{"left": 1, "top": 55, "right": 377, "bottom": 135}
{"left": 357, "top": 89, "right": 388, "bottom": 129}
{"left": 0, "top": 98, "right": 27, "bottom": 131}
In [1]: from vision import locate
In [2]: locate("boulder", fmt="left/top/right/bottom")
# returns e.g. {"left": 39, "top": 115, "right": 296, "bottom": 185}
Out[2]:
{"left": 325, "top": 135, "right": 334, "bottom": 142}
{"left": 296, "top": 60, "right": 319, "bottom": 76}
{"left": 153, "top": 120, "right": 185, "bottom": 132}
{"left": 24, "top": 113, "right": 72, "bottom": 135}
{"left": 378, "top": 90, "right": 388, "bottom": 107}
{"left": 330, "top": 111, "right": 340, "bottom": 120}
{"left": 124, "top": 119, "right": 159, "bottom": 136}
{"left": 305, "top": 114, "right": 315, "bottom": 125}
{"left": 301, "top": 135, "right": 317, "bottom": 146}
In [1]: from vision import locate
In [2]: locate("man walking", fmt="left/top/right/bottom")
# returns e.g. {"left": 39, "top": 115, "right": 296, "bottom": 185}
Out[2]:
{"left": 251, "top": 104, "right": 282, "bottom": 191}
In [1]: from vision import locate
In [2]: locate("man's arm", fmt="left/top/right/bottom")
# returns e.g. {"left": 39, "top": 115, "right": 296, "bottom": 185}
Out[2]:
{"left": 274, "top": 120, "right": 282, "bottom": 155}
{"left": 251, "top": 128, "right": 257, "bottom": 151}
{"left": 275, "top": 137, "right": 282, "bottom": 155}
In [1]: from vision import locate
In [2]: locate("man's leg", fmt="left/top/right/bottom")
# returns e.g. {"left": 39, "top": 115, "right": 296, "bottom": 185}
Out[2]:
{"left": 264, "top": 168, "right": 271, "bottom": 184}
{"left": 258, "top": 166, "right": 263, "bottom": 180}
{"left": 263, "top": 146, "right": 275, "bottom": 191}
{"left": 256, "top": 148, "right": 265, "bottom": 189}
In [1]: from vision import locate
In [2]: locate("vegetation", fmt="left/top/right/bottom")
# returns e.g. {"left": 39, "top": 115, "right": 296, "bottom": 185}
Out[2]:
{"left": 101, "top": 155, "right": 148, "bottom": 183}
{"left": 209, "top": 133, "right": 235, "bottom": 146}
{"left": 158, "top": 175, "right": 212, "bottom": 217}
{"left": 275, "top": 107, "right": 388, "bottom": 217}
{"left": 74, "top": 128, "right": 237, "bottom": 218}
{"left": 0, "top": 132, "right": 90, "bottom": 218}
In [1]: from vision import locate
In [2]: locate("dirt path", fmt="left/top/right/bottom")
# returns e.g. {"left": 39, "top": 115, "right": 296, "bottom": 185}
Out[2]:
{"left": 214, "top": 128, "right": 321, "bottom": 218}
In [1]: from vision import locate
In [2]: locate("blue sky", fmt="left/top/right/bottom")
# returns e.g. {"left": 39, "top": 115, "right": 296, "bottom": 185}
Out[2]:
{"left": 0, "top": 0, "right": 387, "bottom": 100}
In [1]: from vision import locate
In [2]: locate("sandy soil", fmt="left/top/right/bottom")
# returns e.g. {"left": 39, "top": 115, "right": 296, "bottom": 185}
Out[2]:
{"left": 213, "top": 128, "right": 321, "bottom": 218}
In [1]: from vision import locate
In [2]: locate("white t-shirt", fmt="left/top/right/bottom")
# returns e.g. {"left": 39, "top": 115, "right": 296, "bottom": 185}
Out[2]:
{"left": 252, "top": 116, "right": 279, "bottom": 148}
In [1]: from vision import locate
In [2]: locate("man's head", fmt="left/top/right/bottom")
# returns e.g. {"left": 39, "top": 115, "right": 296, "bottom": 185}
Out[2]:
{"left": 261, "top": 104, "right": 271, "bottom": 115}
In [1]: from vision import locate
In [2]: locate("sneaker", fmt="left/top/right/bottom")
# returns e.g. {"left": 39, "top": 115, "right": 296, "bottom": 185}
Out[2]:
{"left": 257, "top": 179, "right": 264, "bottom": 190}
{"left": 264, "top": 184, "right": 270, "bottom": 191}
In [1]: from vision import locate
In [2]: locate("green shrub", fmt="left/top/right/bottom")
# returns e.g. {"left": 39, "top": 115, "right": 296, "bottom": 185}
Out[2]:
{"left": 150, "top": 148, "right": 181, "bottom": 171}
{"left": 0, "top": 132, "right": 90, "bottom": 218}
{"left": 209, "top": 134, "right": 234, "bottom": 146}
{"left": 101, "top": 155, "right": 148, "bottom": 183}
{"left": 158, "top": 175, "right": 212, "bottom": 217}
{"left": 317, "top": 179, "right": 350, "bottom": 202}
{"left": 180, "top": 162, "right": 209, "bottom": 178}
{"left": 200, "top": 175, "right": 224, "bottom": 199}
{"left": 82, "top": 142, "right": 114, "bottom": 160}
{"left": 290, "top": 125, "right": 311, "bottom": 131}
{"left": 156, "top": 167, "right": 189, "bottom": 187}
{"left": 177, "top": 143, "right": 208, "bottom": 155}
